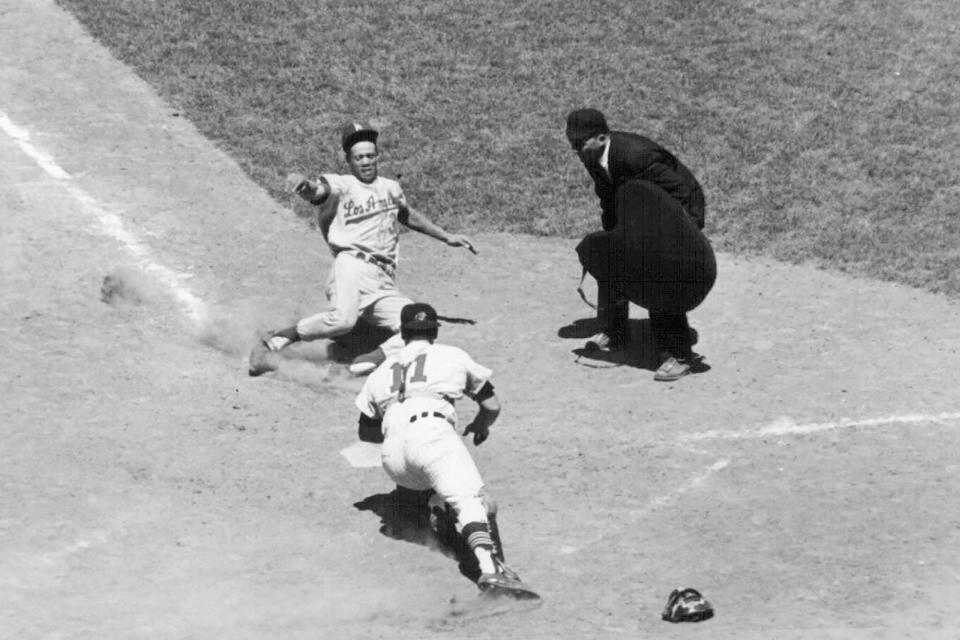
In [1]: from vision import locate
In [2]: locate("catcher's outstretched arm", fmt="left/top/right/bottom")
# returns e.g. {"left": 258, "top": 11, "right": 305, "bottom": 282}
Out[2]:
{"left": 463, "top": 383, "right": 499, "bottom": 445}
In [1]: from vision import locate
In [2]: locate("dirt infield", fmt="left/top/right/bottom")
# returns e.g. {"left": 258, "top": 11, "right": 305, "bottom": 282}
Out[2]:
{"left": 3, "top": 1, "right": 960, "bottom": 638}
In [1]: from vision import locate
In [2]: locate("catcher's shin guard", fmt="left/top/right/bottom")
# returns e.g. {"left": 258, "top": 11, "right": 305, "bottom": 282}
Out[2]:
{"left": 487, "top": 512, "right": 505, "bottom": 562}
{"left": 480, "top": 490, "right": 504, "bottom": 560}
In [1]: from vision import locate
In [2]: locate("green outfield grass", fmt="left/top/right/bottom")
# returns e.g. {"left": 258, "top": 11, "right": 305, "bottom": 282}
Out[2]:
{"left": 56, "top": 0, "right": 960, "bottom": 295}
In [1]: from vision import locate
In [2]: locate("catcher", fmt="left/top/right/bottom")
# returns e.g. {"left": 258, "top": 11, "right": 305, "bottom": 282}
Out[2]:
{"left": 354, "top": 302, "right": 539, "bottom": 599}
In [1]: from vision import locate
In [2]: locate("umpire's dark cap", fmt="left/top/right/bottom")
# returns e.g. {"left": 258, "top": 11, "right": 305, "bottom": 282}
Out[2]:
{"left": 340, "top": 121, "right": 379, "bottom": 152}
{"left": 565, "top": 108, "right": 610, "bottom": 148}
{"left": 401, "top": 303, "right": 440, "bottom": 330}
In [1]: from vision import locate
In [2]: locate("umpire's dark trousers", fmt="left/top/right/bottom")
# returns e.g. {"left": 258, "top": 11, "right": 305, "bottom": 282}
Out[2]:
{"left": 597, "top": 280, "right": 694, "bottom": 360}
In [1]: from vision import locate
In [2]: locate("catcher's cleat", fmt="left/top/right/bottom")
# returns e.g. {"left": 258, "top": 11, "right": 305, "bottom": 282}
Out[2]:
{"left": 248, "top": 339, "right": 279, "bottom": 377}
{"left": 348, "top": 347, "right": 386, "bottom": 376}
{"left": 477, "top": 573, "right": 540, "bottom": 600}
{"left": 653, "top": 357, "right": 691, "bottom": 382}
{"left": 661, "top": 587, "right": 714, "bottom": 623}
{"left": 583, "top": 331, "right": 627, "bottom": 352}
{"left": 493, "top": 557, "right": 521, "bottom": 582}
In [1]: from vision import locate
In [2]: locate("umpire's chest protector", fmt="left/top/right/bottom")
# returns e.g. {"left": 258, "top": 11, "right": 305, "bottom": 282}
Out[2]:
{"left": 576, "top": 179, "right": 717, "bottom": 313}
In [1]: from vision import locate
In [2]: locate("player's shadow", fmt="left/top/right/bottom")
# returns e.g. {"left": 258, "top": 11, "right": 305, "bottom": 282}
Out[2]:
{"left": 558, "top": 317, "right": 710, "bottom": 373}
{"left": 353, "top": 487, "right": 481, "bottom": 582}
{"left": 300, "top": 316, "right": 476, "bottom": 366}
{"left": 314, "top": 319, "right": 395, "bottom": 365}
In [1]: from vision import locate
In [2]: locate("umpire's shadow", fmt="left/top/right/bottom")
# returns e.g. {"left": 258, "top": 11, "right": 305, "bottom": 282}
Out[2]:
{"left": 559, "top": 317, "right": 661, "bottom": 371}
{"left": 353, "top": 487, "right": 481, "bottom": 581}
{"left": 559, "top": 317, "right": 711, "bottom": 374}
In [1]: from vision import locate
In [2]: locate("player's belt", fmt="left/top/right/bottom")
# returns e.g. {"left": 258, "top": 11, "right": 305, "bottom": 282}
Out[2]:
{"left": 409, "top": 411, "right": 455, "bottom": 427}
{"left": 351, "top": 250, "right": 396, "bottom": 278}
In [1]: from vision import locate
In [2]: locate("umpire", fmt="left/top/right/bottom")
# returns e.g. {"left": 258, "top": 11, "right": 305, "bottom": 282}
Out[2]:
{"left": 566, "top": 108, "right": 716, "bottom": 382}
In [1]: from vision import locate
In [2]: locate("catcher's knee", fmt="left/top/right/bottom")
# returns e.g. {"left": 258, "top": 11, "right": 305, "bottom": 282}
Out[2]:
{"left": 445, "top": 494, "right": 487, "bottom": 526}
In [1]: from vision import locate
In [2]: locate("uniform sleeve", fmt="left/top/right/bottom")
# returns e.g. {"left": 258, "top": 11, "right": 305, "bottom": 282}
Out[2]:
{"left": 391, "top": 182, "right": 408, "bottom": 209}
{"left": 390, "top": 183, "right": 410, "bottom": 224}
{"left": 320, "top": 173, "right": 348, "bottom": 198}
{"left": 457, "top": 348, "right": 493, "bottom": 397}
{"left": 354, "top": 378, "right": 380, "bottom": 418}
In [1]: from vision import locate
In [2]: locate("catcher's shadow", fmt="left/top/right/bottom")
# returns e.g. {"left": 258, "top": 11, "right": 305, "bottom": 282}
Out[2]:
{"left": 353, "top": 487, "right": 481, "bottom": 583}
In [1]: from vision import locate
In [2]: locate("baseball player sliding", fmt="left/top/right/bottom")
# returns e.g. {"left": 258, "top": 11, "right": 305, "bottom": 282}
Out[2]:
{"left": 249, "top": 121, "right": 476, "bottom": 377}
{"left": 355, "top": 302, "right": 539, "bottom": 599}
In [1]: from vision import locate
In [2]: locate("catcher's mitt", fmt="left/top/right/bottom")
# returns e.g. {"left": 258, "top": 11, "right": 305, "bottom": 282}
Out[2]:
{"left": 661, "top": 587, "right": 714, "bottom": 623}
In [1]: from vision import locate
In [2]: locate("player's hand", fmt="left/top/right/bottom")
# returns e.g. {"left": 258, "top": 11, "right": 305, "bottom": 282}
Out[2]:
{"left": 446, "top": 234, "right": 477, "bottom": 255}
{"left": 285, "top": 172, "right": 309, "bottom": 194}
{"left": 463, "top": 421, "right": 489, "bottom": 445}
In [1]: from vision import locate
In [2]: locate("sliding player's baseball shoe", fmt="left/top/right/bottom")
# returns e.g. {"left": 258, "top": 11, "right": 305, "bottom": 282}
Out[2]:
{"left": 348, "top": 347, "right": 386, "bottom": 376}
{"left": 478, "top": 572, "right": 540, "bottom": 600}
{"left": 248, "top": 338, "right": 279, "bottom": 377}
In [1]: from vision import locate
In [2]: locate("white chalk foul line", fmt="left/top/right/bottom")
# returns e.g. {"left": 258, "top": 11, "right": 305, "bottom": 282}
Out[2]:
{"left": 685, "top": 411, "right": 960, "bottom": 442}
{"left": 558, "top": 458, "right": 730, "bottom": 554}
{"left": 0, "top": 111, "right": 208, "bottom": 326}
{"left": 560, "top": 411, "right": 960, "bottom": 554}
{"left": 37, "top": 529, "right": 113, "bottom": 565}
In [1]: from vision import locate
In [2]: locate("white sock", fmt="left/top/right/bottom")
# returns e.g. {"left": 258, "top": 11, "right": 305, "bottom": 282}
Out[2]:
{"left": 474, "top": 547, "right": 496, "bottom": 575}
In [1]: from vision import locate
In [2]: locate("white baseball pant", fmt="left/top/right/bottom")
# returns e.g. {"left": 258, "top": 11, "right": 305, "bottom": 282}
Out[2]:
{"left": 380, "top": 398, "right": 488, "bottom": 526}
{"left": 296, "top": 252, "right": 410, "bottom": 354}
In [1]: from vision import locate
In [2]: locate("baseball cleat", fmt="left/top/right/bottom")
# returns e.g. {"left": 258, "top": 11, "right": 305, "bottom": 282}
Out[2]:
{"left": 348, "top": 347, "right": 386, "bottom": 376}
{"left": 493, "top": 557, "right": 521, "bottom": 582}
{"left": 477, "top": 573, "right": 540, "bottom": 600}
{"left": 653, "top": 357, "right": 691, "bottom": 382}
{"left": 248, "top": 339, "right": 279, "bottom": 377}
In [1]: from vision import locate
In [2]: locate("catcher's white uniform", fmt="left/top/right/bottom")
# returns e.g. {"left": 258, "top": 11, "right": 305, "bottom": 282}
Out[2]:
{"left": 295, "top": 172, "right": 412, "bottom": 353}
{"left": 355, "top": 340, "right": 492, "bottom": 526}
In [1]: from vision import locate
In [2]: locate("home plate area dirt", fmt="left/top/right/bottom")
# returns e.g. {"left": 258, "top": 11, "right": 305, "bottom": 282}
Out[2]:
{"left": 3, "top": 2, "right": 960, "bottom": 638}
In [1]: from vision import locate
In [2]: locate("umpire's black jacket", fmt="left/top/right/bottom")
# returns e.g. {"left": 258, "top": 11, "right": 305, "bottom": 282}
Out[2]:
{"left": 586, "top": 131, "right": 706, "bottom": 231}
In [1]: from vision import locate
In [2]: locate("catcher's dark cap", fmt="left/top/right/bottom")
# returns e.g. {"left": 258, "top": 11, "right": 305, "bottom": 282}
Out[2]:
{"left": 340, "top": 121, "right": 379, "bottom": 153}
{"left": 401, "top": 302, "right": 440, "bottom": 330}
{"left": 565, "top": 108, "right": 610, "bottom": 149}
